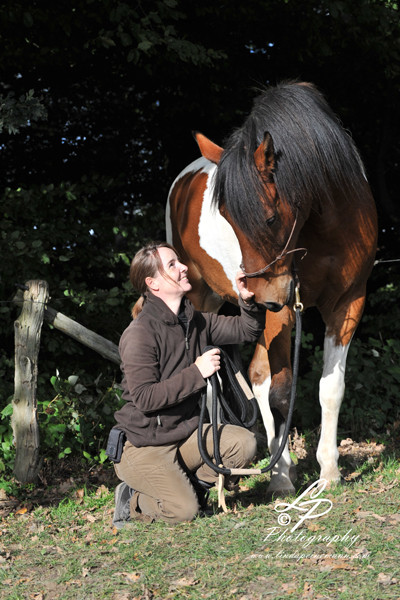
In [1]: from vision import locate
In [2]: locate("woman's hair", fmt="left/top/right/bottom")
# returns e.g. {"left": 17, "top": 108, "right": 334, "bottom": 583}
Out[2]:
{"left": 129, "top": 241, "right": 177, "bottom": 294}
{"left": 129, "top": 241, "right": 181, "bottom": 319}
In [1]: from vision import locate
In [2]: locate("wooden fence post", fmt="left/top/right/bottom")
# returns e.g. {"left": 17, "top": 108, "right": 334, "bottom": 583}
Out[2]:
{"left": 12, "top": 280, "right": 49, "bottom": 483}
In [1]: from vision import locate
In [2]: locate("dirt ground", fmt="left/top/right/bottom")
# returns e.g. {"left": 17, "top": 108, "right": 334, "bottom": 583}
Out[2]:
{"left": 1, "top": 429, "right": 393, "bottom": 518}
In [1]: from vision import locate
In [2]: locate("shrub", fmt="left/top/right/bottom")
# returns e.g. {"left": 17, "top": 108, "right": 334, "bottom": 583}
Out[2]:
{"left": 40, "top": 372, "right": 124, "bottom": 462}
{"left": 0, "top": 371, "right": 124, "bottom": 481}
{"left": 296, "top": 278, "right": 400, "bottom": 438}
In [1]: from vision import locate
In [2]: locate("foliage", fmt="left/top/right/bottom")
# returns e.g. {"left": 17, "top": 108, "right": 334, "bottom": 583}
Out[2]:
{"left": 41, "top": 372, "right": 124, "bottom": 462}
{"left": 1, "top": 0, "right": 399, "bottom": 479}
{"left": 0, "top": 89, "right": 47, "bottom": 134}
{"left": 0, "top": 402, "right": 14, "bottom": 475}
{"left": 296, "top": 277, "right": 400, "bottom": 437}
{"left": 297, "top": 335, "right": 400, "bottom": 437}
{"left": 0, "top": 372, "right": 124, "bottom": 478}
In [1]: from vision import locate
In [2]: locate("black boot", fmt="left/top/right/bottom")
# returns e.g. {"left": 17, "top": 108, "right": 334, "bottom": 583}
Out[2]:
{"left": 191, "top": 477, "right": 214, "bottom": 511}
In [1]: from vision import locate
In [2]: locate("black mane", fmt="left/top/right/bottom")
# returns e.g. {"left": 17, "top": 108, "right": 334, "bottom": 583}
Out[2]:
{"left": 212, "top": 81, "right": 370, "bottom": 253}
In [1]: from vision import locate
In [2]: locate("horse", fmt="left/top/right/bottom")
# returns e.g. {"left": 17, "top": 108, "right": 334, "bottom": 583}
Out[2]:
{"left": 166, "top": 81, "right": 378, "bottom": 496}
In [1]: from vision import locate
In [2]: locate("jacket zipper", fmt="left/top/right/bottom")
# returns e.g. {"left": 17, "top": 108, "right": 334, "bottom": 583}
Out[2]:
{"left": 185, "top": 321, "right": 190, "bottom": 352}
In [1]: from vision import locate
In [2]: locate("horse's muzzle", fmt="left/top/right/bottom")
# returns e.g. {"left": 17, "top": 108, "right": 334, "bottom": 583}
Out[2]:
{"left": 263, "top": 279, "right": 295, "bottom": 312}
{"left": 264, "top": 301, "right": 285, "bottom": 312}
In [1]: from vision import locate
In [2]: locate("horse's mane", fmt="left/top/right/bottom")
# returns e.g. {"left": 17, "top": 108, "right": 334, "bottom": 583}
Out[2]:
{"left": 212, "top": 81, "right": 370, "bottom": 253}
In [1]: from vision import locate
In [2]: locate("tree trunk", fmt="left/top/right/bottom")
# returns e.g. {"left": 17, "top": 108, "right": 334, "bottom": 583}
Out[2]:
{"left": 12, "top": 280, "right": 48, "bottom": 483}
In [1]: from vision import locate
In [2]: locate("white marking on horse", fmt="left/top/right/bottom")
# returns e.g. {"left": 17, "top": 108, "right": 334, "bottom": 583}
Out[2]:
{"left": 252, "top": 378, "right": 273, "bottom": 442}
{"left": 166, "top": 158, "right": 211, "bottom": 245}
{"left": 317, "top": 335, "right": 351, "bottom": 483}
{"left": 253, "top": 377, "right": 295, "bottom": 494}
{"left": 197, "top": 161, "right": 242, "bottom": 295}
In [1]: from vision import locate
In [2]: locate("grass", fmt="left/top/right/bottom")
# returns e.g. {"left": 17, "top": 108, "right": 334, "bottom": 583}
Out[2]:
{"left": 0, "top": 439, "right": 399, "bottom": 600}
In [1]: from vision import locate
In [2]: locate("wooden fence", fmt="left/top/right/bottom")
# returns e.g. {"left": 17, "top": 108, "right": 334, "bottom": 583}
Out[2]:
{"left": 12, "top": 280, "right": 120, "bottom": 483}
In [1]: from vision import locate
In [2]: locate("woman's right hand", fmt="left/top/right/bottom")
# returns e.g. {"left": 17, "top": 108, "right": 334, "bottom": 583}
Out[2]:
{"left": 195, "top": 348, "right": 221, "bottom": 379}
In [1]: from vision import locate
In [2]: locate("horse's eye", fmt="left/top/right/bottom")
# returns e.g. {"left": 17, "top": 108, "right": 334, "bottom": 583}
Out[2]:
{"left": 266, "top": 215, "right": 276, "bottom": 227}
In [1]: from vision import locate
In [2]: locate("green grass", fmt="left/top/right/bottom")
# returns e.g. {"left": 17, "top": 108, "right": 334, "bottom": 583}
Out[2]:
{"left": 0, "top": 450, "right": 399, "bottom": 599}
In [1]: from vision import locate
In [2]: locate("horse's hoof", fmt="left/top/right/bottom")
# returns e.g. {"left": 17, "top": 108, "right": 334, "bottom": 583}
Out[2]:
{"left": 266, "top": 479, "right": 296, "bottom": 499}
{"left": 319, "top": 469, "right": 342, "bottom": 488}
{"left": 318, "top": 477, "right": 342, "bottom": 490}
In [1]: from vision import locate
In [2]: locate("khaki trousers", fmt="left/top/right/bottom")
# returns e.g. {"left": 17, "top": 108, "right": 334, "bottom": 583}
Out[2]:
{"left": 114, "top": 424, "right": 256, "bottom": 524}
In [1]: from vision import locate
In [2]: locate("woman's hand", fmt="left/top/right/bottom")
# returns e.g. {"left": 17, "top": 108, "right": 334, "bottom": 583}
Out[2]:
{"left": 236, "top": 270, "right": 255, "bottom": 303}
{"left": 195, "top": 347, "right": 221, "bottom": 379}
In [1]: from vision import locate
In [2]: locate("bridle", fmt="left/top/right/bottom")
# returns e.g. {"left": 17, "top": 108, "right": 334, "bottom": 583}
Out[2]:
{"left": 239, "top": 211, "right": 307, "bottom": 278}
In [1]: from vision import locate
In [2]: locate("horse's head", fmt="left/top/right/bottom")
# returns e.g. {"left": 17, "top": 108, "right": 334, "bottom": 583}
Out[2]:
{"left": 194, "top": 131, "right": 305, "bottom": 312}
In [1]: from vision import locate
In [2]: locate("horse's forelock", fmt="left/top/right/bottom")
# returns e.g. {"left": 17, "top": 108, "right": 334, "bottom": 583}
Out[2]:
{"left": 213, "top": 138, "right": 281, "bottom": 255}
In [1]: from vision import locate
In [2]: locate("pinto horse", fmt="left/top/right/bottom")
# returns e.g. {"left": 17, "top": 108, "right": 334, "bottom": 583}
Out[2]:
{"left": 166, "top": 81, "right": 378, "bottom": 495}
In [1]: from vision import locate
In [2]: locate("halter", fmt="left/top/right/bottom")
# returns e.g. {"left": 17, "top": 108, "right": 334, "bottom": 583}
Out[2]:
{"left": 239, "top": 212, "right": 307, "bottom": 278}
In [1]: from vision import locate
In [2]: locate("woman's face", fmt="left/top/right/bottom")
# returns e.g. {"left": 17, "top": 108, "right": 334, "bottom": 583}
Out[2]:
{"left": 146, "top": 247, "right": 192, "bottom": 301}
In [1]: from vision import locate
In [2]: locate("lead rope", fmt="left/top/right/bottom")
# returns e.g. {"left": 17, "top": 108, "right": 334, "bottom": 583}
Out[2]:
{"left": 198, "top": 286, "right": 304, "bottom": 511}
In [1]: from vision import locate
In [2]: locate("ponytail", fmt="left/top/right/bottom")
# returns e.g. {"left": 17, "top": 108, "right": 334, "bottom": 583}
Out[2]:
{"left": 131, "top": 295, "right": 145, "bottom": 319}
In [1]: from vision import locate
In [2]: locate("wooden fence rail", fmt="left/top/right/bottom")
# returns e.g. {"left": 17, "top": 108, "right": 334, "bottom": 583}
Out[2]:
{"left": 12, "top": 280, "right": 120, "bottom": 483}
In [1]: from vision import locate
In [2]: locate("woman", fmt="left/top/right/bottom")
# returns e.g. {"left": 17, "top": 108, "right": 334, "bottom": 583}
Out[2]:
{"left": 113, "top": 241, "right": 266, "bottom": 526}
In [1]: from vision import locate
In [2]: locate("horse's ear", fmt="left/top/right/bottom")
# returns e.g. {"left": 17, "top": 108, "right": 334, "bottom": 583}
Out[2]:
{"left": 254, "top": 132, "right": 275, "bottom": 177}
{"left": 193, "top": 131, "right": 224, "bottom": 164}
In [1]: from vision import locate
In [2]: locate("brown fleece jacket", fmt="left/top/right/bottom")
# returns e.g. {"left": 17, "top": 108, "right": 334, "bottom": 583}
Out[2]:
{"left": 114, "top": 292, "right": 265, "bottom": 447}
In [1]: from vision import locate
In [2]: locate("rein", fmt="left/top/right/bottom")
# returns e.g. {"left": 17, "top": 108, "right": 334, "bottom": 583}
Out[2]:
{"left": 240, "top": 213, "right": 307, "bottom": 278}
{"left": 198, "top": 298, "right": 303, "bottom": 509}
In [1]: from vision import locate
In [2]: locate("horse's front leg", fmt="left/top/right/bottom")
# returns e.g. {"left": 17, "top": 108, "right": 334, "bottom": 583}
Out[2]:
{"left": 249, "top": 307, "right": 296, "bottom": 496}
{"left": 318, "top": 295, "right": 366, "bottom": 485}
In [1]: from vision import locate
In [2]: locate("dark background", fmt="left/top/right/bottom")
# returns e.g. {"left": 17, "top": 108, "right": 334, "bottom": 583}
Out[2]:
{"left": 1, "top": 0, "right": 399, "bottom": 450}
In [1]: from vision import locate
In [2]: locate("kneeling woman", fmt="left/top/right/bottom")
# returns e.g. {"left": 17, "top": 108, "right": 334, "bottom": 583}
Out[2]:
{"left": 113, "top": 241, "right": 265, "bottom": 526}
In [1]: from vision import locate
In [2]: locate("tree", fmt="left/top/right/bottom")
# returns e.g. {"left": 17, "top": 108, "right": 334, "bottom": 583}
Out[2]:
{"left": 1, "top": 0, "right": 399, "bottom": 464}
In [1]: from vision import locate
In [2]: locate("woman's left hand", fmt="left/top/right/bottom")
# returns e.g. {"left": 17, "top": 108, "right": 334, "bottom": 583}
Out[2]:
{"left": 236, "top": 271, "right": 255, "bottom": 303}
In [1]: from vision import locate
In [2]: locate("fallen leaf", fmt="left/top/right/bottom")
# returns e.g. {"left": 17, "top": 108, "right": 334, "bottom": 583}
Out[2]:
{"left": 388, "top": 513, "right": 400, "bottom": 525}
{"left": 107, "top": 537, "right": 118, "bottom": 545}
{"left": 307, "top": 522, "right": 321, "bottom": 531}
{"left": 113, "top": 571, "right": 142, "bottom": 582}
{"left": 15, "top": 507, "right": 28, "bottom": 515}
{"left": 281, "top": 582, "right": 297, "bottom": 594}
{"left": 85, "top": 514, "right": 96, "bottom": 523}
{"left": 302, "top": 581, "right": 314, "bottom": 599}
{"left": 318, "top": 559, "right": 357, "bottom": 572}
{"left": 96, "top": 484, "right": 109, "bottom": 496}
{"left": 356, "top": 511, "right": 385, "bottom": 522}
{"left": 377, "top": 573, "right": 393, "bottom": 586}
{"left": 127, "top": 572, "right": 142, "bottom": 582}
{"left": 174, "top": 577, "right": 199, "bottom": 587}
{"left": 371, "top": 480, "right": 398, "bottom": 494}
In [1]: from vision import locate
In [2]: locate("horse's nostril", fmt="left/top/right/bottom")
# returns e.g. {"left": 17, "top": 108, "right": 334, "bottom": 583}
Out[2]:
{"left": 264, "top": 302, "right": 284, "bottom": 312}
